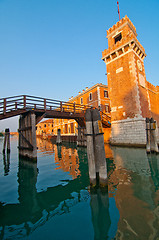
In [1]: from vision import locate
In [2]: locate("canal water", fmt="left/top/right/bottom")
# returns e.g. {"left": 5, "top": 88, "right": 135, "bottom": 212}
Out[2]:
{"left": 0, "top": 136, "right": 159, "bottom": 240}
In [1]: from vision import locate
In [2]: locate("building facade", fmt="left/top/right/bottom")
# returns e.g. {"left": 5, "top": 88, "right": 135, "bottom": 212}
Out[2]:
{"left": 102, "top": 15, "right": 159, "bottom": 146}
{"left": 36, "top": 83, "right": 111, "bottom": 141}
{"left": 36, "top": 119, "right": 54, "bottom": 137}
{"left": 53, "top": 83, "right": 110, "bottom": 137}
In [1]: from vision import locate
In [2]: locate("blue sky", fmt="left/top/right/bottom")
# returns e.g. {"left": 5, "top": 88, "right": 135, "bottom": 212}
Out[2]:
{"left": 0, "top": 0, "right": 159, "bottom": 131}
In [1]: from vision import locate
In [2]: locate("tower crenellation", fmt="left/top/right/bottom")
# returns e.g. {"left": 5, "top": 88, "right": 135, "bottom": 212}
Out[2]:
{"left": 102, "top": 16, "right": 146, "bottom": 65}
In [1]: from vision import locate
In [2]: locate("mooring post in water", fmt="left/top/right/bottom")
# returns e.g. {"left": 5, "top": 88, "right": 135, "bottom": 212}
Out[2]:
{"left": 77, "top": 126, "right": 81, "bottom": 146}
{"left": 150, "top": 118, "right": 159, "bottom": 153}
{"left": 18, "top": 112, "right": 37, "bottom": 161}
{"left": 56, "top": 129, "right": 62, "bottom": 145}
{"left": 85, "top": 109, "right": 96, "bottom": 186}
{"left": 92, "top": 109, "right": 108, "bottom": 187}
{"left": 3, "top": 128, "right": 10, "bottom": 154}
{"left": 146, "top": 118, "right": 151, "bottom": 153}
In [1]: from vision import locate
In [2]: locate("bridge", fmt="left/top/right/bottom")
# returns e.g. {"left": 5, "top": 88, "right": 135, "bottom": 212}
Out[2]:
{"left": 0, "top": 95, "right": 111, "bottom": 160}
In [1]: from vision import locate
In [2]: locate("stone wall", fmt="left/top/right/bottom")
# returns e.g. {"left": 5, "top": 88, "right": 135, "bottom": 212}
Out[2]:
{"left": 110, "top": 117, "right": 147, "bottom": 146}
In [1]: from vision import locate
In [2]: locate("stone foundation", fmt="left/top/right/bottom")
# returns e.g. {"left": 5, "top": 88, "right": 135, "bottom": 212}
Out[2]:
{"left": 110, "top": 117, "right": 147, "bottom": 147}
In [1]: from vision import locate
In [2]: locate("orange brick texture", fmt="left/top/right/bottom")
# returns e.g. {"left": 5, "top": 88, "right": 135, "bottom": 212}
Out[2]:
{"left": 102, "top": 15, "right": 158, "bottom": 125}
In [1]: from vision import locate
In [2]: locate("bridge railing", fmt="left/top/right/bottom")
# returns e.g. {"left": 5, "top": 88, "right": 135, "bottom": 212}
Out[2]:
{"left": 100, "top": 111, "right": 111, "bottom": 126}
{"left": 0, "top": 95, "right": 89, "bottom": 116}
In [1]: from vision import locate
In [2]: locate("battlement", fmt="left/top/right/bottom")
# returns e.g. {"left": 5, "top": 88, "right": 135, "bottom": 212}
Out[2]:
{"left": 146, "top": 80, "right": 159, "bottom": 93}
{"left": 107, "top": 15, "right": 137, "bottom": 37}
{"left": 102, "top": 15, "right": 146, "bottom": 63}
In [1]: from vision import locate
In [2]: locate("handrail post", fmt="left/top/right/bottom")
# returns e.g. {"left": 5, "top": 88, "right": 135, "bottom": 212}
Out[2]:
{"left": 44, "top": 99, "right": 46, "bottom": 111}
{"left": 15, "top": 102, "right": 17, "bottom": 110}
{"left": 3, "top": 98, "right": 6, "bottom": 115}
{"left": 73, "top": 102, "right": 76, "bottom": 113}
{"left": 23, "top": 95, "right": 26, "bottom": 109}
{"left": 60, "top": 102, "right": 63, "bottom": 112}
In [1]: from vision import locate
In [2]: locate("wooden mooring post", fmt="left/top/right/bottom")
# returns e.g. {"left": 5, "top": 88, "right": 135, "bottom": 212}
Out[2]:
{"left": 77, "top": 126, "right": 87, "bottom": 147}
{"left": 56, "top": 129, "right": 62, "bottom": 145}
{"left": 3, "top": 128, "right": 10, "bottom": 154}
{"left": 85, "top": 108, "right": 108, "bottom": 188}
{"left": 146, "top": 117, "right": 159, "bottom": 153}
{"left": 18, "top": 112, "right": 37, "bottom": 161}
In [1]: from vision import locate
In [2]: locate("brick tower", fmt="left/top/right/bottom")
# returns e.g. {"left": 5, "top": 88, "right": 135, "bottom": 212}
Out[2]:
{"left": 102, "top": 16, "right": 151, "bottom": 146}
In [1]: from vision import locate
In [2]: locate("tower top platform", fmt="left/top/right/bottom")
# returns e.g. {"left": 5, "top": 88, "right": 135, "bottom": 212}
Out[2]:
{"left": 107, "top": 15, "right": 137, "bottom": 38}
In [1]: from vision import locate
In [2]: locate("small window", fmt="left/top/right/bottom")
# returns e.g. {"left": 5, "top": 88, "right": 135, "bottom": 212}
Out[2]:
{"left": 81, "top": 98, "right": 83, "bottom": 104}
{"left": 114, "top": 33, "right": 122, "bottom": 44}
{"left": 52, "top": 124, "right": 53, "bottom": 127}
{"left": 89, "top": 93, "right": 92, "bottom": 101}
{"left": 104, "top": 90, "right": 108, "bottom": 98}
{"left": 44, "top": 124, "right": 46, "bottom": 128}
{"left": 105, "top": 105, "right": 110, "bottom": 113}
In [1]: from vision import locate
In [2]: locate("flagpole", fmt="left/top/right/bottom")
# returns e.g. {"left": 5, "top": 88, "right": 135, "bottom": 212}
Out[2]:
{"left": 117, "top": 1, "right": 121, "bottom": 21}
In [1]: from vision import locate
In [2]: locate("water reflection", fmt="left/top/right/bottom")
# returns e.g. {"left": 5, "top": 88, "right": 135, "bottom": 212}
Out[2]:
{"left": 148, "top": 154, "right": 159, "bottom": 191}
{"left": 1, "top": 138, "right": 159, "bottom": 239}
{"left": 37, "top": 138, "right": 81, "bottom": 180}
{"left": 90, "top": 188, "right": 110, "bottom": 240}
{"left": 110, "top": 146, "right": 159, "bottom": 239}
{"left": 54, "top": 144, "right": 81, "bottom": 179}
{"left": 0, "top": 144, "right": 90, "bottom": 239}
{"left": 3, "top": 153, "right": 10, "bottom": 176}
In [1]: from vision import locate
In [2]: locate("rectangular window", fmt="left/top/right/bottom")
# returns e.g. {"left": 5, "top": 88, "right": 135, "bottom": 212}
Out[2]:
{"left": 104, "top": 90, "right": 108, "bottom": 98}
{"left": 114, "top": 33, "right": 122, "bottom": 44}
{"left": 89, "top": 93, "right": 92, "bottom": 101}
{"left": 81, "top": 98, "right": 83, "bottom": 104}
{"left": 105, "top": 105, "right": 110, "bottom": 113}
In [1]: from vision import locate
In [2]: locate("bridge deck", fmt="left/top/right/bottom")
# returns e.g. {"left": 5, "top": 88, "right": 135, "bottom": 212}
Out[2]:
{"left": 0, "top": 95, "right": 111, "bottom": 128}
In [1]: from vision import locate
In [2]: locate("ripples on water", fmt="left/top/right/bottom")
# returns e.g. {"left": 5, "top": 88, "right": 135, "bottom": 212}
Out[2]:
{"left": 0, "top": 136, "right": 159, "bottom": 240}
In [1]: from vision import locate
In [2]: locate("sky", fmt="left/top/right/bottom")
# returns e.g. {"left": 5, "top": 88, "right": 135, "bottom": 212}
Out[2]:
{"left": 0, "top": 0, "right": 159, "bottom": 131}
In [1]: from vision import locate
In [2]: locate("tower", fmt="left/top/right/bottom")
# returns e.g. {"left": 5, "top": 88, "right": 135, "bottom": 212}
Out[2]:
{"left": 102, "top": 16, "right": 151, "bottom": 146}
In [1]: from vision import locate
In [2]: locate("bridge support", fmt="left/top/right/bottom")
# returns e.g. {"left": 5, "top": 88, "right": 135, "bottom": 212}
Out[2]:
{"left": 18, "top": 112, "right": 37, "bottom": 161}
{"left": 85, "top": 108, "right": 108, "bottom": 187}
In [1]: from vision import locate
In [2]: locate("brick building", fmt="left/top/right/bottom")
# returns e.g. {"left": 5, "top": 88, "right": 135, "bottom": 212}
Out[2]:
{"left": 53, "top": 83, "right": 110, "bottom": 137}
{"left": 102, "top": 15, "right": 159, "bottom": 146}
{"left": 36, "top": 83, "right": 111, "bottom": 141}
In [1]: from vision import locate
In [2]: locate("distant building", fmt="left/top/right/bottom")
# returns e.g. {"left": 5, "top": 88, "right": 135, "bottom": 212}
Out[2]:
{"left": 36, "top": 119, "right": 54, "bottom": 137}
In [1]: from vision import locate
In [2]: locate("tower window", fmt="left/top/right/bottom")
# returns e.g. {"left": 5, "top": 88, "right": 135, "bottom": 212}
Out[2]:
{"left": 114, "top": 33, "right": 122, "bottom": 44}
{"left": 80, "top": 98, "right": 83, "bottom": 104}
